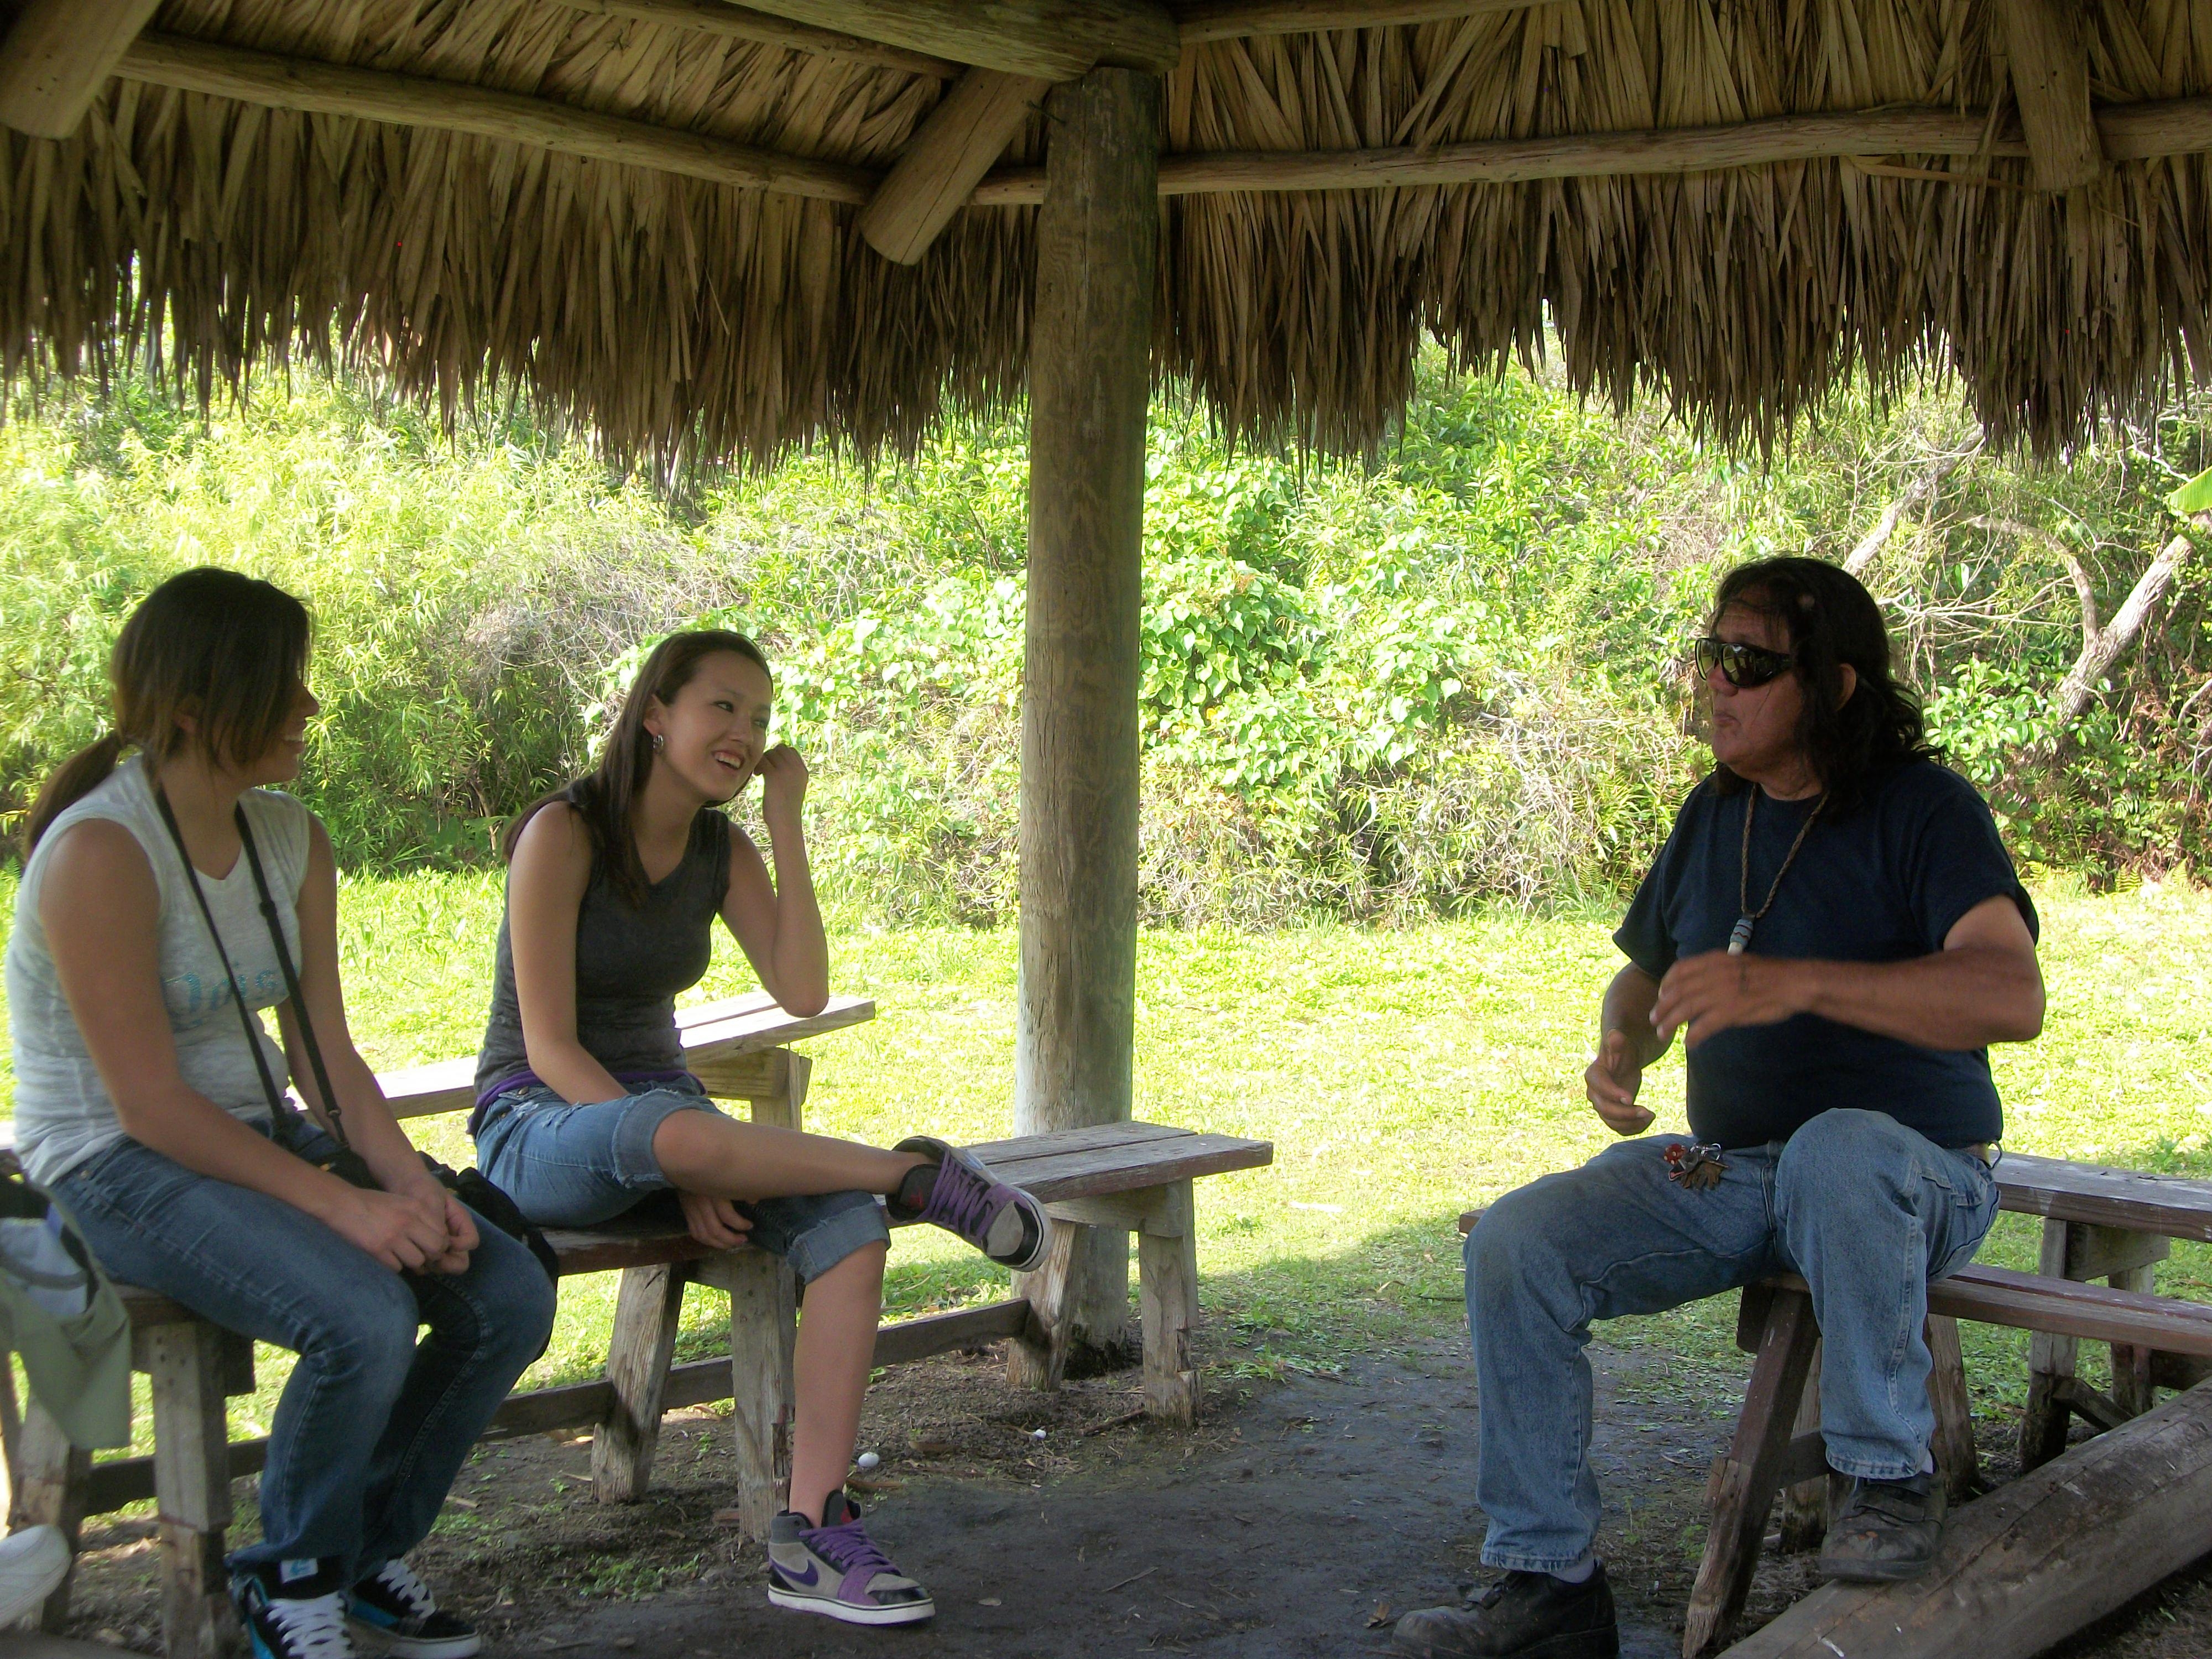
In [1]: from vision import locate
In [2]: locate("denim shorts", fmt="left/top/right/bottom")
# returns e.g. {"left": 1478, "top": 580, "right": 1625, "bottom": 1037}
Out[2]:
{"left": 473, "top": 1076, "right": 889, "bottom": 1284}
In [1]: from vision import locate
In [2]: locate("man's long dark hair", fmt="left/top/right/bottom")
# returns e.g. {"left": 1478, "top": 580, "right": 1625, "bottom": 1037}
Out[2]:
{"left": 501, "top": 629, "right": 771, "bottom": 905}
{"left": 1708, "top": 557, "right": 1939, "bottom": 813}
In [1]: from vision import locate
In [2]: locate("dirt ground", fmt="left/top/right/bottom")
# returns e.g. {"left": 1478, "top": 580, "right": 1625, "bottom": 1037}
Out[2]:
{"left": 49, "top": 1331, "right": 2212, "bottom": 1659}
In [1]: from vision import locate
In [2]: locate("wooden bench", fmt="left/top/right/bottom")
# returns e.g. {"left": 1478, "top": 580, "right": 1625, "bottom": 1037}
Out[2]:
{"left": 4, "top": 993, "right": 1272, "bottom": 1659}
{"left": 1455, "top": 1154, "right": 2212, "bottom": 1659}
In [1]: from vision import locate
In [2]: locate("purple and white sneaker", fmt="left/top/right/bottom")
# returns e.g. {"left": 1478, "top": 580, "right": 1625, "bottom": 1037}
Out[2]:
{"left": 766, "top": 1491, "right": 934, "bottom": 1626}
{"left": 890, "top": 1136, "right": 1050, "bottom": 1272}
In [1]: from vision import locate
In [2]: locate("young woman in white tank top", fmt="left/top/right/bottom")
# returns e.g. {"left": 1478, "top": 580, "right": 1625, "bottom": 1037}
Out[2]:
{"left": 9, "top": 568, "right": 554, "bottom": 1659}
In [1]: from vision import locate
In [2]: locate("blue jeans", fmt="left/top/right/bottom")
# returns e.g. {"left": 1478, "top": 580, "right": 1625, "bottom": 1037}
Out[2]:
{"left": 473, "top": 1079, "right": 890, "bottom": 1284}
{"left": 52, "top": 1123, "right": 556, "bottom": 1579}
{"left": 1464, "top": 1108, "right": 1998, "bottom": 1573}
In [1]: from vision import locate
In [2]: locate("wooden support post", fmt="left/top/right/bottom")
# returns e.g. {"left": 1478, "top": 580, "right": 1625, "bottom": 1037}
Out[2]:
{"left": 1723, "top": 1377, "right": 2212, "bottom": 1659}
{"left": 1007, "top": 1216, "right": 1082, "bottom": 1392}
{"left": 1775, "top": 1341, "right": 1827, "bottom": 1552}
{"left": 8, "top": 1402, "right": 88, "bottom": 1633}
{"left": 1683, "top": 1287, "right": 1820, "bottom": 1659}
{"left": 1136, "top": 1181, "right": 1198, "bottom": 1423}
{"left": 591, "top": 1262, "right": 690, "bottom": 1503}
{"left": 719, "top": 1249, "right": 796, "bottom": 1540}
{"left": 2022, "top": 1220, "right": 2172, "bottom": 1468}
{"left": 0, "top": 0, "right": 162, "bottom": 138}
{"left": 1015, "top": 64, "right": 1160, "bottom": 1365}
{"left": 1926, "top": 1313, "right": 1979, "bottom": 1504}
{"left": 2001, "top": 0, "right": 2104, "bottom": 190}
{"left": 143, "top": 1323, "right": 239, "bottom": 1659}
{"left": 859, "top": 67, "right": 1050, "bottom": 264}
{"left": 747, "top": 1047, "right": 810, "bottom": 1133}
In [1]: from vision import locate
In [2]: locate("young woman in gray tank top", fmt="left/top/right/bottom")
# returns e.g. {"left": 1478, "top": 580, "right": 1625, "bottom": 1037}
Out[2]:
{"left": 473, "top": 629, "right": 1053, "bottom": 1630}
{"left": 10, "top": 569, "right": 555, "bottom": 1659}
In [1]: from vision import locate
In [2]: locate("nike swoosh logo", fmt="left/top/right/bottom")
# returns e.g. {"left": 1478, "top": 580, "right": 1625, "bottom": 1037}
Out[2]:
{"left": 780, "top": 1562, "right": 821, "bottom": 1589}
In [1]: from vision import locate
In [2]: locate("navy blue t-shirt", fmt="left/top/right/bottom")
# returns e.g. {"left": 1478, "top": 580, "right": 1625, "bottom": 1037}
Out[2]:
{"left": 1614, "top": 760, "right": 2037, "bottom": 1151}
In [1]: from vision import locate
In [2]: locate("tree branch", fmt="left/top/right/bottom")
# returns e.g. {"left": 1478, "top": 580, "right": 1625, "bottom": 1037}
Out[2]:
{"left": 1843, "top": 441, "right": 1978, "bottom": 577}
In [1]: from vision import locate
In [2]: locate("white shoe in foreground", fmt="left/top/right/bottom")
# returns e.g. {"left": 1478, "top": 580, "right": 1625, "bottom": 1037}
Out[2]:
{"left": 0, "top": 1525, "right": 70, "bottom": 1627}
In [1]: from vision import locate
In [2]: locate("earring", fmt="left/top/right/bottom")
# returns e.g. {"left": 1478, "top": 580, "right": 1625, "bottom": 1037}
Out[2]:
{"left": 650, "top": 732, "right": 664, "bottom": 753}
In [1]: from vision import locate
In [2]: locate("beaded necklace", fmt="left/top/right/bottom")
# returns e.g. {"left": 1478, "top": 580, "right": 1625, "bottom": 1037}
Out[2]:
{"left": 1728, "top": 787, "right": 1827, "bottom": 956}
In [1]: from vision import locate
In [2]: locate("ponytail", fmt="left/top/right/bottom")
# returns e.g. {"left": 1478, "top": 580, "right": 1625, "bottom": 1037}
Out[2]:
{"left": 24, "top": 733, "right": 127, "bottom": 855}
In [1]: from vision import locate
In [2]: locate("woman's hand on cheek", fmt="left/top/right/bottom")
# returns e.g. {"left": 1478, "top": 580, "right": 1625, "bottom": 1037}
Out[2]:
{"left": 754, "top": 745, "right": 810, "bottom": 826}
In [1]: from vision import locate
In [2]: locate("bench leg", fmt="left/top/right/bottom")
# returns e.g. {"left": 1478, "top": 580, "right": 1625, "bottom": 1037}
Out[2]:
{"left": 9, "top": 1399, "right": 89, "bottom": 1633}
{"left": 2021, "top": 1218, "right": 2079, "bottom": 1470}
{"left": 1008, "top": 1217, "right": 1082, "bottom": 1393}
{"left": 1138, "top": 1182, "right": 1198, "bottom": 1425}
{"left": 2109, "top": 1262, "right": 2159, "bottom": 1418}
{"left": 1926, "top": 1313, "right": 1979, "bottom": 1502}
{"left": 724, "top": 1250, "right": 796, "bottom": 1541}
{"left": 1773, "top": 1340, "right": 1826, "bottom": 1552}
{"left": 592, "top": 1262, "right": 689, "bottom": 1504}
{"left": 1682, "top": 1286, "right": 1819, "bottom": 1659}
{"left": 145, "top": 1322, "right": 241, "bottom": 1659}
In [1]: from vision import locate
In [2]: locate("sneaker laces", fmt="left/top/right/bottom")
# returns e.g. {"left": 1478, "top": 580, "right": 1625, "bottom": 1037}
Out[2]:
{"left": 263, "top": 1590, "right": 353, "bottom": 1658}
{"left": 919, "top": 1160, "right": 1002, "bottom": 1241}
{"left": 366, "top": 1558, "right": 437, "bottom": 1619}
{"left": 803, "top": 1516, "right": 897, "bottom": 1585}
{"left": 1844, "top": 1480, "right": 1932, "bottom": 1524}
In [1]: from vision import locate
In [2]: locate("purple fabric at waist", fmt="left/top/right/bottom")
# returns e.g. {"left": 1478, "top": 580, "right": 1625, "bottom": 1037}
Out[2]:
{"left": 468, "top": 1067, "right": 696, "bottom": 1136}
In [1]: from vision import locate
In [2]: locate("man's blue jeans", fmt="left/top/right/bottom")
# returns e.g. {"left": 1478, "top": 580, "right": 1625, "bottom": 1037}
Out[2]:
{"left": 53, "top": 1124, "right": 557, "bottom": 1580}
{"left": 1464, "top": 1109, "right": 1997, "bottom": 1574}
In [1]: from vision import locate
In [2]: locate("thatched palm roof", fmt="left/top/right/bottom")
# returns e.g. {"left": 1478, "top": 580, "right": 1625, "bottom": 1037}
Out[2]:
{"left": 3, "top": 0, "right": 2210, "bottom": 468}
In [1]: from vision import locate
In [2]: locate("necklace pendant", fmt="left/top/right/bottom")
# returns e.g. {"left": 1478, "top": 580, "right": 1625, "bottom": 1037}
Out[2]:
{"left": 1726, "top": 916, "right": 1755, "bottom": 956}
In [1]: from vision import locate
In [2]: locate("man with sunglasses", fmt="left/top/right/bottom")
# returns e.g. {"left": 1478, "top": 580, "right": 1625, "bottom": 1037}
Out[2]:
{"left": 1396, "top": 557, "right": 2043, "bottom": 1659}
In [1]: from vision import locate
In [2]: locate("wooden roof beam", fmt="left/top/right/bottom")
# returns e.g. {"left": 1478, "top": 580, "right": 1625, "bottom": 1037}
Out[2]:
{"left": 1174, "top": 0, "right": 1545, "bottom": 45}
{"left": 550, "top": 0, "right": 959, "bottom": 78}
{"left": 2001, "top": 0, "right": 2104, "bottom": 190}
{"left": 0, "top": 0, "right": 163, "bottom": 138}
{"left": 113, "top": 33, "right": 874, "bottom": 202}
{"left": 726, "top": 2, "right": 1180, "bottom": 82}
{"left": 858, "top": 66, "right": 1049, "bottom": 262}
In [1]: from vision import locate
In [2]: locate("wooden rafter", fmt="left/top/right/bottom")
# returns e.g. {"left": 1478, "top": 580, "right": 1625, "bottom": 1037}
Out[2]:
{"left": 1174, "top": 0, "right": 1543, "bottom": 45}
{"left": 858, "top": 67, "right": 1050, "bottom": 263}
{"left": 729, "top": 1, "right": 1180, "bottom": 81}
{"left": 549, "top": 0, "right": 958, "bottom": 77}
{"left": 2001, "top": 0, "right": 2104, "bottom": 190}
{"left": 0, "top": 0, "right": 163, "bottom": 139}
{"left": 113, "top": 33, "right": 874, "bottom": 202}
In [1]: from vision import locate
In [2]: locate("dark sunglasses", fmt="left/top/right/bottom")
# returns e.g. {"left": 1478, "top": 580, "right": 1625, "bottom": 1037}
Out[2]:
{"left": 1693, "top": 636, "right": 1796, "bottom": 688}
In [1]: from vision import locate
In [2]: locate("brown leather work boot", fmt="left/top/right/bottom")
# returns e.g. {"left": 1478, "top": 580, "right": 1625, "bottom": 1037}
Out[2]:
{"left": 1816, "top": 1472, "right": 1947, "bottom": 1582}
{"left": 1391, "top": 1564, "right": 1620, "bottom": 1658}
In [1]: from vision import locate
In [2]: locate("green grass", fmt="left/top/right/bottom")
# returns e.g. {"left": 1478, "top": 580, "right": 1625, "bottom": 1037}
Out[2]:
{"left": 3, "top": 873, "right": 2209, "bottom": 1458}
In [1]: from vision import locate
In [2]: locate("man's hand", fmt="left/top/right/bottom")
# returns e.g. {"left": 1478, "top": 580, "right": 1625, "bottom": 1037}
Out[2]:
{"left": 1651, "top": 952, "right": 1809, "bottom": 1048}
{"left": 677, "top": 1190, "right": 754, "bottom": 1250}
{"left": 1585, "top": 1027, "right": 1655, "bottom": 1134}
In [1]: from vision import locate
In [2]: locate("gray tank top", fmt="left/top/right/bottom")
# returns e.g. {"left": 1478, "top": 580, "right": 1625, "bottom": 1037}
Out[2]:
{"left": 473, "top": 802, "right": 732, "bottom": 1121}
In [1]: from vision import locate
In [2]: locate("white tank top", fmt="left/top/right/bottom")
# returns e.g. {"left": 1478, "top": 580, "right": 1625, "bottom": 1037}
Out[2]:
{"left": 7, "top": 757, "right": 312, "bottom": 1186}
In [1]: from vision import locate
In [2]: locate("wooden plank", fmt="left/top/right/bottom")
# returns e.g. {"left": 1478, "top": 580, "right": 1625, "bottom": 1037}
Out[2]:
{"left": 963, "top": 1120, "right": 1196, "bottom": 1162}
{"left": 972, "top": 1134, "right": 1273, "bottom": 1203}
{"left": 858, "top": 66, "right": 1048, "bottom": 264}
{"left": 2001, "top": 0, "right": 2103, "bottom": 190}
{"left": 378, "top": 993, "right": 870, "bottom": 1119}
{"left": 9, "top": 1404, "right": 88, "bottom": 1631}
{"left": 0, "top": 0, "right": 162, "bottom": 139}
{"left": 1017, "top": 62, "right": 1161, "bottom": 1359}
{"left": 547, "top": 0, "right": 960, "bottom": 76}
{"left": 1720, "top": 1379, "right": 2212, "bottom": 1659}
{"left": 1996, "top": 1151, "right": 2212, "bottom": 1242}
{"left": 1138, "top": 1182, "right": 1199, "bottom": 1422}
{"left": 732, "top": 0, "right": 1180, "bottom": 79}
{"left": 1927, "top": 1314, "right": 1980, "bottom": 1501}
{"left": 724, "top": 1247, "right": 796, "bottom": 1538}
{"left": 1175, "top": 0, "right": 1541, "bottom": 44}
{"left": 81, "top": 1300, "right": 1036, "bottom": 1511}
{"left": 1007, "top": 1215, "right": 1082, "bottom": 1391}
{"left": 113, "top": 33, "right": 876, "bottom": 204}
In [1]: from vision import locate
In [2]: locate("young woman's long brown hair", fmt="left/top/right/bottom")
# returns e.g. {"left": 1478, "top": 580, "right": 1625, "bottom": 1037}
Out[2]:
{"left": 25, "top": 568, "right": 312, "bottom": 853}
{"left": 501, "top": 629, "right": 772, "bottom": 905}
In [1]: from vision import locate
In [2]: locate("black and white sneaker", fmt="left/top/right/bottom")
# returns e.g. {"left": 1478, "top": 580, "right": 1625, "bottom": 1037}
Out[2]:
{"left": 235, "top": 1561, "right": 357, "bottom": 1659}
{"left": 347, "top": 1558, "right": 482, "bottom": 1658}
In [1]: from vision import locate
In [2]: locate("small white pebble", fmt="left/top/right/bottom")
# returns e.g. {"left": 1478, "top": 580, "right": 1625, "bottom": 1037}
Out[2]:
{"left": 1031, "top": 1428, "right": 1048, "bottom": 1441}
{"left": 855, "top": 1451, "right": 880, "bottom": 1470}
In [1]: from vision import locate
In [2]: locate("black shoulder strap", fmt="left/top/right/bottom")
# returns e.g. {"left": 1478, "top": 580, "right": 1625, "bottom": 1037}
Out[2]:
{"left": 150, "top": 786, "right": 348, "bottom": 1149}
{"left": 236, "top": 805, "right": 348, "bottom": 1149}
